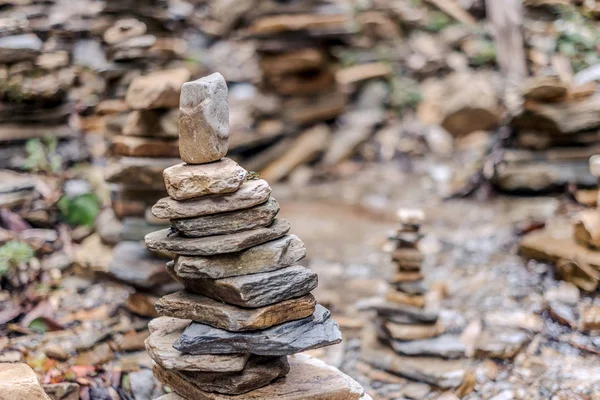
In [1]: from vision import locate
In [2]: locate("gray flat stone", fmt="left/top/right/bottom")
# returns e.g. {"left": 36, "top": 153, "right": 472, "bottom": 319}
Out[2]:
{"left": 168, "top": 264, "right": 317, "bottom": 308}
{"left": 163, "top": 159, "right": 246, "bottom": 201}
{"left": 145, "top": 218, "right": 290, "bottom": 256}
{"left": 174, "top": 305, "right": 342, "bottom": 356}
{"left": 146, "top": 317, "right": 249, "bottom": 372}
{"left": 108, "top": 241, "right": 172, "bottom": 289}
{"left": 388, "top": 335, "right": 466, "bottom": 359}
{"left": 155, "top": 290, "right": 316, "bottom": 331}
{"left": 179, "top": 73, "right": 230, "bottom": 164}
{"left": 152, "top": 179, "right": 271, "bottom": 219}
{"left": 174, "top": 197, "right": 280, "bottom": 237}
{"left": 0, "top": 34, "right": 42, "bottom": 63}
{"left": 174, "top": 234, "right": 305, "bottom": 279}
{"left": 180, "top": 356, "right": 289, "bottom": 395}
{"left": 361, "top": 298, "right": 439, "bottom": 323}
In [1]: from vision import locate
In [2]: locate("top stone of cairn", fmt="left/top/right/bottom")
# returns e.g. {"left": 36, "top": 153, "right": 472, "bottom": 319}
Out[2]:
{"left": 179, "top": 72, "right": 230, "bottom": 164}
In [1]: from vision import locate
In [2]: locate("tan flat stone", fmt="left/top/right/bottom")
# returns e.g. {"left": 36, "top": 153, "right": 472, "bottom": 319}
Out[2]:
{"left": 573, "top": 209, "right": 600, "bottom": 249}
{"left": 382, "top": 319, "right": 445, "bottom": 341}
{"left": 0, "top": 363, "right": 51, "bottom": 400}
{"left": 111, "top": 136, "right": 179, "bottom": 158}
{"left": 155, "top": 290, "right": 316, "bottom": 331}
{"left": 154, "top": 353, "right": 366, "bottom": 400}
{"left": 385, "top": 290, "right": 426, "bottom": 308}
{"left": 125, "top": 68, "right": 191, "bottom": 110}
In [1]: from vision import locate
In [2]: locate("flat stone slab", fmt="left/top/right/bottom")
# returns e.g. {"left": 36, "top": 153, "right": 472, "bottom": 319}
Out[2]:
{"left": 0, "top": 363, "right": 51, "bottom": 400}
{"left": 174, "top": 305, "right": 342, "bottom": 356}
{"left": 360, "top": 329, "right": 466, "bottom": 389}
{"left": 168, "top": 264, "right": 317, "bottom": 308}
{"left": 154, "top": 353, "right": 366, "bottom": 400}
{"left": 179, "top": 73, "right": 230, "bottom": 164}
{"left": 111, "top": 136, "right": 179, "bottom": 158}
{"left": 163, "top": 158, "right": 246, "bottom": 201}
{"left": 174, "top": 197, "right": 280, "bottom": 237}
{"left": 173, "top": 234, "right": 306, "bottom": 279}
{"left": 126, "top": 68, "right": 191, "bottom": 110}
{"left": 359, "top": 298, "right": 439, "bottom": 323}
{"left": 152, "top": 179, "right": 271, "bottom": 219}
{"left": 381, "top": 319, "right": 445, "bottom": 341}
{"left": 156, "top": 290, "right": 316, "bottom": 331}
{"left": 180, "top": 356, "right": 289, "bottom": 395}
{"left": 146, "top": 219, "right": 290, "bottom": 256}
{"left": 108, "top": 241, "right": 172, "bottom": 289}
{"left": 388, "top": 335, "right": 466, "bottom": 359}
{"left": 105, "top": 157, "right": 181, "bottom": 189}
{"left": 146, "top": 317, "right": 249, "bottom": 372}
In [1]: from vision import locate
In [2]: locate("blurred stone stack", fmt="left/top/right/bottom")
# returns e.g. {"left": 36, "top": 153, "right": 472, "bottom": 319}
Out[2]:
{"left": 144, "top": 73, "right": 370, "bottom": 399}
{"left": 100, "top": 67, "right": 192, "bottom": 293}
{"left": 493, "top": 74, "right": 600, "bottom": 193}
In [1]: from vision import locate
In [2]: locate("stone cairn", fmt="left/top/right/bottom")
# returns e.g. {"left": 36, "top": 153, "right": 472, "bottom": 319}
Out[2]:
{"left": 144, "top": 73, "right": 370, "bottom": 399}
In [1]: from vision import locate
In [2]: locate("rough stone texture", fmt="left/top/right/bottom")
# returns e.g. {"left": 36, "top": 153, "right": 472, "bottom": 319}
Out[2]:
{"left": 360, "top": 329, "right": 466, "bottom": 388}
{"left": 111, "top": 136, "right": 179, "bottom": 158}
{"left": 108, "top": 241, "right": 172, "bottom": 289}
{"left": 174, "top": 197, "right": 280, "bottom": 237}
{"left": 168, "top": 264, "right": 317, "bottom": 308}
{"left": 163, "top": 158, "right": 246, "bottom": 201}
{"left": 126, "top": 68, "right": 191, "bottom": 110}
{"left": 0, "top": 363, "right": 51, "bottom": 400}
{"left": 179, "top": 73, "right": 230, "bottom": 164}
{"left": 156, "top": 290, "right": 316, "bottom": 331}
{"left": 154, "top": 354, "right": 365, "bottom": 400}
{"left": 146, "top": 317, "right": 249, "bottom": 372}
{"left": 173, "top": 234, "right": 305, "bottom": 279}
{"left": 105, "top": 157, "right": 181, "bottom": 189}
{"left": 388, "top": 335, "right": 466, "bottom": 358}
{"left": 180, "top": 356, "right": 290, "bottom": 395}
{"left": 174, "top": 305, "right": 341, "bottom": 356}
{"left": 146, "top": 218, "right": 290, "bottom": 256}
{"left": 152, "top": 179, "right": 271, "bottom": 219}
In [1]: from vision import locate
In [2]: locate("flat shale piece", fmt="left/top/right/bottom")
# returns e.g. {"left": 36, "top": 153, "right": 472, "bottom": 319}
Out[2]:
{"left": 151, "top": 179, "right": 271, "bottom": 219}
{"left": 179, "top": 356, "right": 289, "bottom": 395}
{"left": 174, "top": 197, "right": 280, "bottom": 237}
{"left": 361, "top": 298, "right": 439, "bottom": 323}
{"left": 111, "top": 136, "right": 179, "bottom": 158}
{"left": 179, "top": 73, "right": 230, "bottom": 164}
{"left": 146, "top": 219, "right": 290, "bottom": 256}
{"left": 173, "top": 235, "right": 305, "bottom": 279}
{"left": 153, "top": 353, "right": 366, "bottom": 400}
{"left": 163, "top": 158, "right": 246, "bottom": 201}
{"left": 145, "top": 317, "right": 249, "bottom": 372}
{"left": 108, "top": 241, "right": 172, "bottom": 289}
{"left": 155, "top": 290, "right": 316, "bottom": 331}
{"left": 168, "top": 264, "right": 318, "bottom": 308}
{"left": 126, "top": 68, "right": 191, "bottom": 110}
{"left": 174, "top": 305, "right": 342, "bottom": 356}
{"left": 388, "top": 335, "right": 466, "bottom": 359}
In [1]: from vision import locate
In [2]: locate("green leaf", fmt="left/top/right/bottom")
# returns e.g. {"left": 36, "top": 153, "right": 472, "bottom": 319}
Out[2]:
{"left": 0, "top": 240, "right": 35, "bottom": 276}
{"left": 57, "top": 193, "right": 100, "bottom": 227}
{"left": 28, "top": 317, "right": 49, "bottom": 333}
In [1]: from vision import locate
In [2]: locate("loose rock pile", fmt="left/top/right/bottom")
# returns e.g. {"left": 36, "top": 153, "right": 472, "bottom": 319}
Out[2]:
{"left": 144, "top": 72, "right": 370, "bottom": 399}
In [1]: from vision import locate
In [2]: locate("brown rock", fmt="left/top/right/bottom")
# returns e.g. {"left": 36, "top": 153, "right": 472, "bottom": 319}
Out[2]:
{"left": 42, "top": 383, "right": 79, "bottom": 400}
{"left": 162, "top": 158, "right": 246, "bottom": 201}
{"left": 523, "top": 75, "right": 568, "bottom": 102}
{"left": 111, "top": 136, "right": 179, "bottom": 158}
{"left": 104, "top": 18, "right": 147, "bottom": 45}
{"left": 382, "top": 319, "right": 445, "bottom": 341}
{"left": 578, "top": 304, "right": 600, "bottom": 332}
{"left": 179, "top": 73, "right": 229, "bottom": 164}
{"left": 0, "top": 363, "right": 51, "bottom": 400}
{"left": 151, "top": 179, "right": 271, "bottom": 219}
{"left": 391, "top": 271, "right": 425, "bottom": 283}
{"left": 573, "top": 209, "right": 600, "bottom": 249}
{"left": 126, "top": 68, "right": 191, "bottom": 110}
{"left": 156, "top": 290, "right": 316, "bottom": 331}
{"left": 146, "top": 219, "right": 290, "bottom": 256}
{"left": 153, "top": 353, "right": 365, "bottom": 400}
{"left": 146, "top": 317, "right": 249, "bottom": 372}
{"left": 105, "top": 157, "right": 180, "bottom": 189}
{"left": 336, "top": 62, "right": 392, "bottom": 85}
{"left": 385, "top": 290, "right": 426, "bottom": 308}
{"left": 123, "top": 110, "right": 178, "bottom": 139}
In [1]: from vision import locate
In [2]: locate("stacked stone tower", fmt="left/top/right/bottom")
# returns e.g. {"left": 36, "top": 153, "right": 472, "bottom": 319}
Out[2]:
{"left": 144, "top": 73, "right": 370, "bottom": 399}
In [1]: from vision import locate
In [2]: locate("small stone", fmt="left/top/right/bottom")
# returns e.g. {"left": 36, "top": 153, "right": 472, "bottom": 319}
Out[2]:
{"left": 388, "top": 335, "right": 466, "bottom": 358}
{"left": 152, "top": 179, "right": 271, "bottom": 219}
{"left": 156, "top": 290, "right": 316, "bottom": 331}
{"left": 179, "top": 73, "right": 229, "bottom": 164}
{"left": 163, "top": 158, "right": 246, "bottom": 201}
{"left": 474, "top": 329, "right": 529, "bottom": 359}
{"left": 108, "top": 241, "right": 172, "bottom": 289}
{"left": 394, "top": 280, "right": 428, "bottom": 295}
{"left": 180, "top": 356, "right": 290, "bottom": 395}
{"left": 578, "top": 304, "right": 600, "bottom": 332}
{"left": 111, "top": 136, "right": 179, "bottom": 158}
{"left": 168, "top": 264, "right": 317, "bottom": 308}
{"left": 382, "top": 319, "right": 445, "bottom": 341}
{"left": 386, "top": 290, "right": 426, "bottom": 308}
{"left": 146, "top": 219, "right": 290, "bottom": 256}
{"left": 362, "top": 298, "right": 438, "bottom": 323}
{"left": 153, "top": 353, "right": 365, "bottom": 400}
{"left": 0, "top": 363, "right": 51, "bottom": 400}
{"left": 123, "top": 110, "right": 178, "bottom": 139}
{"left": 0, "top": 34, "right": 42, "bottom": 63}
{"left": 105, "top": 157, "right": 181, "bottom": 190}
{"left": 146, "top": 317, "right": 250, "bottom": 372}
{"left": 104, "top": 19, "right": 147, "bottom": 45}
{"left": 174, "top": 197, "right": 280, "bottom": 237}
{"left": 126, "top": 68, "right": 192, "bottom": 110}
{"left": 174, "top": 305, "right": 341, "bottom": 356}
{"left": 174, "top": 235, "right": 305, "bottom": 279}
{"left": 43, "top": 344, "right": 69, "bottom": 362}
{"left": 42, "top": 382, "right": 79, "bottom": 400}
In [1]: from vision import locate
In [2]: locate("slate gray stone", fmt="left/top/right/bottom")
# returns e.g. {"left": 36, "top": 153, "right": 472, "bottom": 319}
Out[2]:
{"left": 108, "top": 241, "right": 172, "bottom": 289}
{"left": 179, "top": 73, "right": 230, "bottom": 164}
{"left": 173, "top": 234, "right": 306, "bottom": 279}
{"left": 155, "top": 290, "right": 316, "bottom": 331}
{"left": 174, "top": 305, "right": 342, "bottom": 356}
{"left": 0, "top": 34, "right": 42, "bottom": 63}
{"left": 145, "top": 218, "right": 290, "bottom": 256}
{"left": 361, "top": 298, "right": 439, "bottom": 323}
{"left": 152, "top": 179, "right": 271, "bottom": 219}
{"left": 167, "top": 264, "right": 318, "bottom": 308}
{"left": 163, "top": 158, "right": 246, "bottom": 201}
{"left": 388, "top": 335, "right": 466, "bottom": 359}
{"left": 174, "top": 197, "right": 280, "bottom": 237}
{"left": 180, "top": 356, "right": 290, "bottom": 395}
